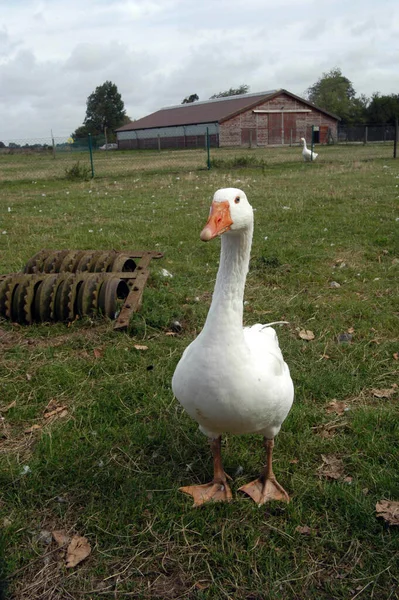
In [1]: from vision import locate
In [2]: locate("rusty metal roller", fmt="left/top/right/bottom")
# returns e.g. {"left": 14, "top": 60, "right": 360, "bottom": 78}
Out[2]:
{"left": 23, "top": 250, "right": 49, "bottom": 274}
{"left": 110, "top": 254, "right": 137, "bottom": 272}
{"left": 0, "top": 275, "right": 15, "bottom": 318}
{"left": 22, "top": 250, "right": 139, "bottom": 275}
{"left": 76, "top": 274, "right": 104, "bottom": 316}
{"left": 97, "top": 276, "right": 130, "bottom": 319}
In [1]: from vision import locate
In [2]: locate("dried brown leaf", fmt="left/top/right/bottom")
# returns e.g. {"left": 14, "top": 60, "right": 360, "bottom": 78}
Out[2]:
{"left": 52, "top": 529, "right": 70, "bottom": 547}
{"left": 317, "top": 454, "right": 345, "bottom": 480}
{"left": 44, "top": 406, "right": 68, "bottom": 419}
{"left": 0, "top": 400, "right": 16, "bottom": 413}
{"left": 371, "top": 384, "right": 398, "bottom": 399}
{"left": 393, "top": 352, "right": 398, "bottom": 361}
{"left": 347, "top": 327, "right": 355, "bottom": 334}
{"left": 65, "top": 535, "right": 91, "bottom": 568}
{"left": 299, "top": 329, "right": 315, "bottom": 341}
{"left": 134, "top": 344, "right": 148, "bottom": 351}
{"left": 295, "top": 525, "right": 313, "bottom": 535}
{"left": 24, "top": 424, "right": 42, "bottom": 434}
{"left": 326, "top": 400, "right": 348, "bottom": 415}
{"left": 93, "top": 347, "right": 103, "bottom": 359}
{"left": 375, "top": 500, "right": 399, "bottom": 526}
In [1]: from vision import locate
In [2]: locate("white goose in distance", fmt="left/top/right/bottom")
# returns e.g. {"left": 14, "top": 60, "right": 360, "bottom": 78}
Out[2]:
{"left": 172, "top": 188, "right": 294, "bottom": 506}
{"left": 301, "top": 137, "right": 318, "bottom": 162}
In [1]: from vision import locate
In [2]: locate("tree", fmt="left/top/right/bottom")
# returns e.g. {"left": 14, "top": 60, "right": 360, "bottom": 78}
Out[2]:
{"left": 305, "top": 68, "right": 366, "bottom": 124}
{"left": 182, "top": 94, "right": 199, "bottom": 104}
{"left": 72, "top": 81, "right": 126, "bottom": 140}
{"left": 210, "top": 84, "right": 249, "bottom": 99}
{"left": 71, "top": 124, "right": 90, "bottom": 140}
{"left": 366, "top": 93, "right": 399, "bottom": 125}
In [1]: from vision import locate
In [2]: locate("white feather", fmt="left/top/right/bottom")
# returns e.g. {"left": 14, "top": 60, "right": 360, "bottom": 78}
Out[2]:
{"left": 300, "top": 137, "right": 318, "bottom": 162}
{"left": 172, "top": 188, "right": 294, "bottom": 441}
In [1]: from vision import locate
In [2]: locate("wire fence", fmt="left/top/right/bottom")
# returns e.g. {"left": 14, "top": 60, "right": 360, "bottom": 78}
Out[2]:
{"left": 0, "top": 126, "right": 397, "bottom": 182}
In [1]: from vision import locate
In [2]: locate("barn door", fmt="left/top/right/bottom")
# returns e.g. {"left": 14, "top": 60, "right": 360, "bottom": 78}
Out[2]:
{"left": 284, "top": 114, "right": 296, "bottom": 145}
{"left": 268, "top": 114, "right": 281, "bottom": 145}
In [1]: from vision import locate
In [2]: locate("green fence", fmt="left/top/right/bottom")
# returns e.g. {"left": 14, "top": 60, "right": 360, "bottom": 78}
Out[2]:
{"left": 0, "top": 131, "right": 396, "bottom": 182}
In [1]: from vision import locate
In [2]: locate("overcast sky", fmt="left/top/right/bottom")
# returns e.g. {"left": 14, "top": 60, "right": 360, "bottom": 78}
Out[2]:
{"left": 1, "top": 0, "right": 398, "bottom": 142}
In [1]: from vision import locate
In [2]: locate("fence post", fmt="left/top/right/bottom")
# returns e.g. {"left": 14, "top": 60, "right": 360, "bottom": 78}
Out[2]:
{"left": 364, "top": 126, "right": 368, "bottom": 145}
{"left": 157, "top": 135, "right": 161, "bottom": 152}
{"left": 88, "top": 134, "right": 95, "bottom": 178}
{"left": 394, "top": 117, "right": 398, "bottom": 159}
{"left": 206, "top": 127, "right": 211, "bottom": 170}
{"left": 311, "top": 125, "right": 314, "bottom": 161}
{"left": 51, "top": 130, "right": 56, "bottom": 160}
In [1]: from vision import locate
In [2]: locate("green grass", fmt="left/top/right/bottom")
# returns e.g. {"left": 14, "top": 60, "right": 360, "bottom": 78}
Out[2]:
{"left": 0, "top": 147, "right": 398, "bottom": 599}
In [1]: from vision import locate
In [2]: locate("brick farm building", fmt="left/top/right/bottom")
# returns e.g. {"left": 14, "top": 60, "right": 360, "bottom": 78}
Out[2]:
{"left": 115, "top": 89, "right": 339, "bottom": 150}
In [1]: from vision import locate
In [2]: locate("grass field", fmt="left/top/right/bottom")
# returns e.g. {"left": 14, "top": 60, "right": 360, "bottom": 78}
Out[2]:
{"left": 0, "top": 141, "right": 396, "bottom": 181}
{"left": 0, "top": 147, "right": 398, "bottom": 599}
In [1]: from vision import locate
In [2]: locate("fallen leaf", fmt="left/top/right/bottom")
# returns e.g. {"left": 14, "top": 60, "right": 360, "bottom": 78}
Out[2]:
{"left": 295, "top": 525, "right": 313, "bottom": 535}
{"left": 93, "top": 348, "right": 103, "bottom": 359}
{"left": 26, "top": 373, "right": 32, "bottom": 381}
{"left": 24, "top": 424, "right": 42, "bottom": 434}
{"left": 195, "top": 581, "right": 210, "bottom": 590}
{"left": 289, "top": 458, "right": 299, "bottom": 464}
{"left": 375, "top": 500, "right": 399, "bottom": 526}
{"left": 319, "top": 428, "right": 336, "bottom": 439}
{"left": 317, "top": 454, "right": 345, "bottom": 480}
{"left": 326, "top": 400, "right": 348, "bottom": 415}
{"left": 299, "top": 329, "right": 315, "bottom": 341}
{"left": 343, "top": 476, "right": 353, "bottom": 484}
{"left": 393, "top": 353, "right": 398, "bottom": 361}
{"left": 165, "top": 331, "right": 177, "bottom": 336}
{"left": 371, "top": 384, "right": 398, "bottom": 399}
{"left": 44, "top": 406, "right": 68, "bottom": 419}
{"left": 134, "top": 344, "right": 148, "bottom": 351}
{"left": 347, "top": 327, "right": 355, "bottom": 334}
{"left": 65, "top": 535, "right": 91, "bottom": 568}
{"left": 52, "top": 529, "right": 70, "bottom": 547}
{"left": 0, "top": 400, "right": 16, "bottom": 413}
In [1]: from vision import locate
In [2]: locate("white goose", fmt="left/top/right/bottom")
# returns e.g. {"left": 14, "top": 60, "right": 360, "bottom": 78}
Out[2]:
{"left": 300, "top": 137, "right": 318, "bottom": 162}
{"left": 172, "top": 188, "right": 294, "bottom": 506}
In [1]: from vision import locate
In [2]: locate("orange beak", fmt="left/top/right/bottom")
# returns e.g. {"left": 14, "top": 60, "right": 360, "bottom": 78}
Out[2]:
{"left": 200, "top": 201, "right": 233, "bottom": 242}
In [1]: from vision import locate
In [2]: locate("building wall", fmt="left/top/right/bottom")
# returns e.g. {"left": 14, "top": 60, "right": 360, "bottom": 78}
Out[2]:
{"left": 117, "top": 123, "right": 219, "bottom": 150}
{"left": 219, "top": 93, "right": 338, "bottom": 147}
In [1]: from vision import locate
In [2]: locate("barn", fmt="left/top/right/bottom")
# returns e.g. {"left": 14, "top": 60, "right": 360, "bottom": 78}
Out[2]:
{"left": 115, "top": 89, "right": 339, "bottom": 150}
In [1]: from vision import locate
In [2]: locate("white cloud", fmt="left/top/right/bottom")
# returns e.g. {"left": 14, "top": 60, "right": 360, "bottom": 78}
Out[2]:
{"left": 0, "top": 0, "right": 398, "bottom": 141}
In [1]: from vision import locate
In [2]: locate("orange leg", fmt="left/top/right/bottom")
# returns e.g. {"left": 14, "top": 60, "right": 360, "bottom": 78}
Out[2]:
{"left": 180, "top": 436, "right": 232, "bottom": 507}
{"left": 239, "top": 438, "right": 289, "bottom": 505}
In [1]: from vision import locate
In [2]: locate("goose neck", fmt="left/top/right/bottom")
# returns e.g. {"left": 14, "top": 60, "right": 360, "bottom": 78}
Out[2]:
{"left": 205, "top": 225, "right": 253, "bottom": 332}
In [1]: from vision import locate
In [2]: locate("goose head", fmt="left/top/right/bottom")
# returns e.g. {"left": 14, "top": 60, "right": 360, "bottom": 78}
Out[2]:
{"left": 200, "top": 188, "right": 253, "bottom": 242}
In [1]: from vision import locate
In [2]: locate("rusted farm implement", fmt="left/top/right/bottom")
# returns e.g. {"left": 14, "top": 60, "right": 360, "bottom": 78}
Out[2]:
{"left": 0, "top": 249, "right": 163, "bottom": 330}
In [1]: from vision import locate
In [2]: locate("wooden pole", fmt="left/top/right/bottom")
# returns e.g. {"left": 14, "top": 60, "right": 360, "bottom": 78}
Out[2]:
{"left": 394, "top": 117, "right": 398, "bottom": 159}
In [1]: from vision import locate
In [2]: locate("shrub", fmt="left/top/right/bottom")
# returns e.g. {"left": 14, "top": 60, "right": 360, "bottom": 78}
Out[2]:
{"left": 65, "top": 161, "right": 91, "bottom": 180}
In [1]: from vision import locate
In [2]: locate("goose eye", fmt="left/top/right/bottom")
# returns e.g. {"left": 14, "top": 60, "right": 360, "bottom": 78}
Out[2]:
{"left": 234, "top": 196, "right": 240, "bottom": 204}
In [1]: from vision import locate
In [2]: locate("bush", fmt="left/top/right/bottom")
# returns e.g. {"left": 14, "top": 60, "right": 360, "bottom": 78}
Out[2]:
{"left": 65, "top": 161, "right": 91, "bottom": 180}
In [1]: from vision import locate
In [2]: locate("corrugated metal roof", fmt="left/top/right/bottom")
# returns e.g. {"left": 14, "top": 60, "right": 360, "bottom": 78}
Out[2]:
{"left": 116, "top": 89, "right": 340, "bottom": 132}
